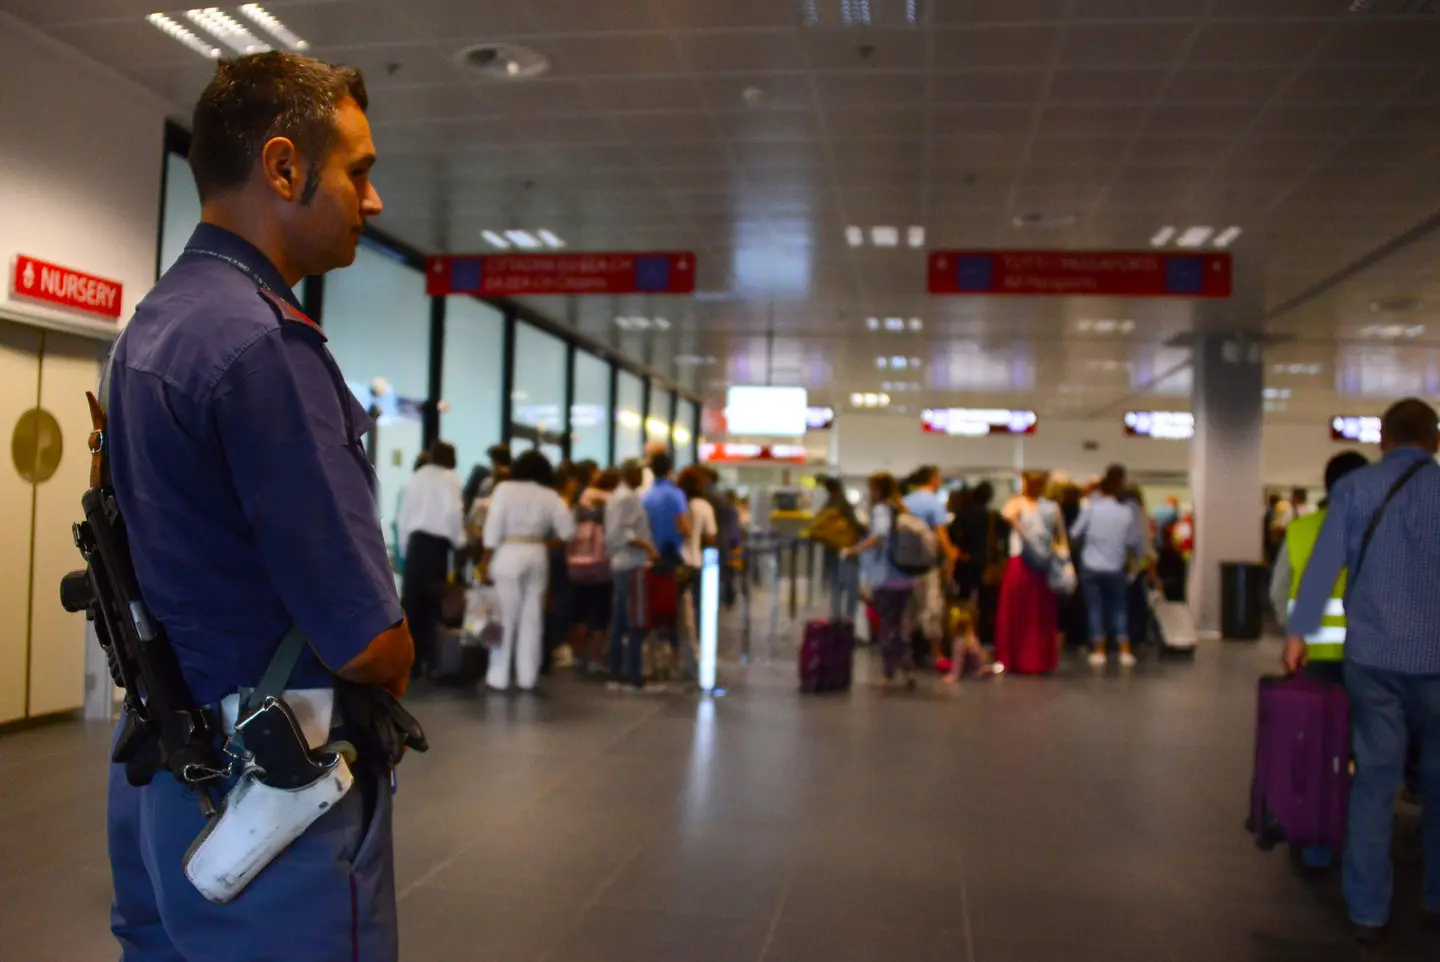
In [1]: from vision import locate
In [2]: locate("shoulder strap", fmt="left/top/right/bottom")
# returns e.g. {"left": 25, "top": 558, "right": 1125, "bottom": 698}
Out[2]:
{"left": 1352, "top": 459, "right": 1430, "bottom": 586}
{"left": 242, "top": 624, "right": 310, "bottom": 715}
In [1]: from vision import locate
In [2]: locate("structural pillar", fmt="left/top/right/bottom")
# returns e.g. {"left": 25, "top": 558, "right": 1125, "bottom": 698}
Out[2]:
{"left": 1187, "top": 334, "right": 1265, "bottom": 635}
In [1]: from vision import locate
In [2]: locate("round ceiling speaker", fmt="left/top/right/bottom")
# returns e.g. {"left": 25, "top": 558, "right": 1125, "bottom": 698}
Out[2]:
{"left": 454, "top": 43, "right": 551, "bottom": 80}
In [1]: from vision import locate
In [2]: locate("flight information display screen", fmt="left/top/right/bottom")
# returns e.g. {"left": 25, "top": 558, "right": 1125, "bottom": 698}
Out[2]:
{"left": 1331, "top": 416, "right": 1381, "bottom": 444}
{"left": 921, "top": 408, "right": 1038, "bottom": 436}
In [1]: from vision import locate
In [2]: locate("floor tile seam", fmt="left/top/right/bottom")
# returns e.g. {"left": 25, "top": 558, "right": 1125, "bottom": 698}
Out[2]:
{"left": 754, "top": 862, "right": 796, "bottom": 962}
{"left": 530, "top": 808, "right": 672, "bottom": 962}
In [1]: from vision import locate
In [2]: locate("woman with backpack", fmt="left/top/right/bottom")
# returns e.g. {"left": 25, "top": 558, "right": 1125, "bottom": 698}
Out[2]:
{"left": 995, "top": 470, "right": 1070, "bottom": 675}
{"left": 568, "top": 468, "right": 620, "bottom": 675}
{"left": 842, "top": 472, "right": 921, "bottom": 691}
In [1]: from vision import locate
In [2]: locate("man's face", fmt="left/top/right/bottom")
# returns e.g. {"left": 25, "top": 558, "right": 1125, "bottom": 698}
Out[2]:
{"left": 287, "top": 98, "right": 381, "bottom": 275}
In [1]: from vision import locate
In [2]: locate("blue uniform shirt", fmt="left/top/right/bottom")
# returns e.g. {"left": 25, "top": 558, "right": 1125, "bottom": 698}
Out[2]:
{"left": 107, "top": 224, "right": 401, "bottom": 704}
{"left": 642, "top": 478, "right": 688, "bottom": 559}
{"left": 902, "top": 488, "right": 947, "bottom": 530}
{"left": 1291, "top": 446, "right": 1440, "bottom": 675}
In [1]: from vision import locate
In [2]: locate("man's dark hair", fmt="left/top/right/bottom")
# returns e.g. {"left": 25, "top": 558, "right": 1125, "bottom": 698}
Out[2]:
{"left": 512, "top": 450, "right": 556, "bottom": 486}
{"left": 1323, "top": 451, "right": 1369, "bottom": 495}
{"left": 972, "top": 481, "right": 994, "bottom": 508}
{"left": 189, "top": 52, "right": 367, "bottom": 204}
{"left": 1381, "top": 398, "right": 1440, "bottom": 450}
{"left": 651, "top": 452, "right": 675, "bottom": 479}
{"left": 1100, "top": 464, "right": 1127, "bottom": 498}
{"left": 917, "top": 465, "right": 941, "bottom": 487}
{"left": 427, "top": 441, "right": 457, "bottom": 470}
{"left": 487, "top": 443, "right": 512, "bottom": 467}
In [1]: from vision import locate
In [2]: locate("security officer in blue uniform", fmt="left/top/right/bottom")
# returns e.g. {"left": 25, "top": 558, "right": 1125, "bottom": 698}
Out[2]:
{"left": 104, "top": 52, "right": 412, "bottom": 961}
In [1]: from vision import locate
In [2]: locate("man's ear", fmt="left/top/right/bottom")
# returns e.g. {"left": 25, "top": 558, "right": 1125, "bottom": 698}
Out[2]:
{"left": 259, "top": 136, "right": 305, "bottom": 202}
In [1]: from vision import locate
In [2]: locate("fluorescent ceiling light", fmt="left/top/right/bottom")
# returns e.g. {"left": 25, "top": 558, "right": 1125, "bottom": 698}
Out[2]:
{"left": 653, "top": 317, "right": 671, "bottom": 330}
{"left": 1175, "top": 226, "right": 1214, "bottom": 248}
{"left": 891, "top": 356, "right": 908, "bottom": 370}
{"left": 238, "top": 4, "right": 309, "bottom": 50}
{"left": 845, "top": 226, "right": 864, "bottom": 247}
{"left": 909, "top": 318, "right": 923, "bottom": 331}
{"left": 481, "top": 230, "right": 510, "bottom": 249}
{"left": 907, "top": 226, "right": 926, "bottom": 249}
{"left": 1212, "top": 226, "right": 1243, "bottom": 248}
{"left": 1150, "top": 226, "right": 1176, "bottom": 247}
{"left": 871, "top": 226, "right": 899, "bottom": 248}
{"left": 850, "top": 393, "right": 863, "bottom": 406}
{"left": 875, "top": 357, "right": 888, "bottom": 369}
{"left": 909, "top": 356, "right": 922, "bottom": 368}
{"left": 186, "top": 8, "right": 271, "bottom": 55}
{"left": 884, "top": 317, "right": 904, "bottom": 331}
{"left": 1263, "top": 388, "right": 1292, "bottom": 400}
{"left": 537, "top": 229, "right": 566, "bottom": 249}
{"left": 866, "top": 317, "right": 879, "bottom": 330}
{"left": 505, "top": 230, "right": 541, "bottom": 249}
{"left": 146, "top": 13, "right": 221, "bottom": 58}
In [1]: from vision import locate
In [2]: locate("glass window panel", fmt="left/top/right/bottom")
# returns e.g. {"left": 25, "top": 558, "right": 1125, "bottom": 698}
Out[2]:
{"left": 159, "top": 152, "right": 202, "bottom": 276}
{"left": 511, "top": 322, "right": 567, "bottom": 464}
{"left": 648, "top": 386, "right": 674, "bottom": 452}
{"left": 571, "top": 350, "right": 611, "bottom": 467}
{"left": 615, "top": 370, "right": 644, "bottom": 463}
{"left": 674, "top": 399, "right": 697, "bottom": 470}
{"left": 442, "top": 297, "right": 504, "bottom": 483}
{"left": 323, "top": 242, "right": 429, "bottom": 553}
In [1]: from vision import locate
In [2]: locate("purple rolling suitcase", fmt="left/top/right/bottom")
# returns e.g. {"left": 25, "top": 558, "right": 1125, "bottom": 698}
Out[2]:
{"left": 799, "top": 619, "right": 855, "bottom": 694}
{"left": 1248, "top": 675, "right": 1350, "bottom": 851}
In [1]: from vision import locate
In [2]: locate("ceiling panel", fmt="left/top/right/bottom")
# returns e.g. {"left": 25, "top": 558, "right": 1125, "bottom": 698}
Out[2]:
{"left": 12, "top": 0, "right": 1440, "bottom": 421}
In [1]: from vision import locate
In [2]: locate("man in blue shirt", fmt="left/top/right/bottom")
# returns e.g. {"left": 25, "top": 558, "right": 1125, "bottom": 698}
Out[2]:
{"left": 642, "top": 452, "right": 690, "bottom": 568}
{"left": 1287, "top": 398, "right": 1440, "bottom": 942}
{"left": 105, "top": 53, "right": 410, "bottom": 961}
{"left": 903, "top": 466, "right": 960, "bottom": 664}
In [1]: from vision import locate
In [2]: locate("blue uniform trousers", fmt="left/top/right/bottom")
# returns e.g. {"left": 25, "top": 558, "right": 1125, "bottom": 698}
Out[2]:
{"left": 108, "top": 746, "right": 397, "bottom": 961}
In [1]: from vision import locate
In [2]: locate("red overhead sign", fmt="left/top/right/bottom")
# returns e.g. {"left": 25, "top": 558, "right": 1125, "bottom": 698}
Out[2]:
{"left": 426, "top": 252, "right": 696, "bottom": 297}
{"left": 928, "top": 250, "right": 1232, "bottom": 298}
{"left": 11, "top": 255, "right": 123, "bottom": 319}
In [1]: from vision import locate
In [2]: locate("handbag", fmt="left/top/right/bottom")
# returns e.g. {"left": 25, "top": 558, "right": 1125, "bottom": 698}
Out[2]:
{"left": 1048, "top": 542, "right": 1078, "bottom": 596}
{"left": 462, "top": 584, "right": 504, "bottom": 649}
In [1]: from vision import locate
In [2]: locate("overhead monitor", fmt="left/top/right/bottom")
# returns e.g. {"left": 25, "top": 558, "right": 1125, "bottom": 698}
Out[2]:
{"left": 1331, "top": 416, "right": 1381, "bottom": 444}
{"left": 806, "top": 406, "right": 835, "bottom": 432}
{"left": 1124, "top": 411, "right": 1194, "bottom": 440}
{"left": 921, "top": 408, "right": 1038, "bottom": 437}
{"left": 724, "top": 386, "right": 808, "bottom": 437}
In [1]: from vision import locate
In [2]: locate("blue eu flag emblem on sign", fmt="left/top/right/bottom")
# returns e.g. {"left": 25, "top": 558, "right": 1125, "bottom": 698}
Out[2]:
{"left": 451, "top": 259, "right": 482, "bottom": 293}
{"left": 635, "top": 256, "right": 671, "bottom": 292}
{"left": 1165, "top": 256, "right": 1203, "bottom": 294}
{"left": 956, "top": 255, "right": 993, "bottom": 293}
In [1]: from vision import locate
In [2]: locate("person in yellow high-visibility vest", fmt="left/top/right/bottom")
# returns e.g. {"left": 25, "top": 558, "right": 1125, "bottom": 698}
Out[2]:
{"left": 1272, "top": 451, "right": 1370, "bottom": 685}
{"left": 1269, "top": 450, "right": 1368, "bottom": 871}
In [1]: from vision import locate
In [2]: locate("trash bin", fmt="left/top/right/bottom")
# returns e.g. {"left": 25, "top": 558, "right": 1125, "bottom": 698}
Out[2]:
{"left": 1220, "top": 561, "right": 1267, "bottom": 640}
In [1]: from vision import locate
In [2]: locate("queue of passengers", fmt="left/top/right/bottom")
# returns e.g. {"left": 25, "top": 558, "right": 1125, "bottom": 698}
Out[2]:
{"left": 396, "top": 440, "right": 741, "bottom": 695}
{"left": 814, "top": 463, "right": 1165, "bottom": 685}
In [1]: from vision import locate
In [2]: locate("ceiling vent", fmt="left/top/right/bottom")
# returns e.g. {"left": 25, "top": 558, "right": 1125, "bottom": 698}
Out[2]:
{"left": 454, "top": 43, "right": 550, "bottom": 80}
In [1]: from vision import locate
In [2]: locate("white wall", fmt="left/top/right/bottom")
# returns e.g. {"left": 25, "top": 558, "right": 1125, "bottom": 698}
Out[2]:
{"left": 0, "top": 12, "right": 172, "bottom": 719}
{"left": 834, "top": 414, "right": 1357, "bottom": 488}
{"left": 0, "top": 11, "right": 169, "bottom": 339}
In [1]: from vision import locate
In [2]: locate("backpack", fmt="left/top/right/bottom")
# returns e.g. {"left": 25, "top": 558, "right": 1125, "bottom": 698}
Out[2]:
{"left": 886, "top": 505, "right": 938, "bottom": 576}
{"left": 809, "top": 505, "right": 860, "bottom": 551}
{"left": 567, "top": 503, "right": 610, "bottom": 584}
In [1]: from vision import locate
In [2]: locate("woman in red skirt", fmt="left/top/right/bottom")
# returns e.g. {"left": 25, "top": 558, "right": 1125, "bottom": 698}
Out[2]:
{"left": 995, "top": 470, "right": 1067, "bottom": 675}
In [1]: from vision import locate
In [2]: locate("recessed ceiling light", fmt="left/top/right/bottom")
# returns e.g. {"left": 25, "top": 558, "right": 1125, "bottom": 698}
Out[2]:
{"left": 186, "top": 8, "right": 271, "bottom": 55}
{"left": 505, "top": 229, "right": 541, "bottom": 249}
{"left": 482, "top": 230, "right": 511, "bottom": 249}
{"left": 907, "top": 226, "right": 926, "bottom": 249}
{"left": 891, "top": 356, "right": 908, "bottom": 370}
{"left": 455, "top": 42, "right": 551, "bottom": 81}
{"left": 1150, "top": 226, "right": 1177, "bottom": 247}
{"left": 845, "top": 226, "right": 864, "bottom": 247}
{"left": 850, "top": 392, "right": 863, "bottom": 406}
{"left": 537, "top": 229, "right": 566, "bottom": 249}
{"left": 653, "top": 317, "right": 672, "bottom": 330}
{"left": 866, "top": 316, "right": 879, "bottom": 331}
{"left": 675, "top": 354, "right": 718, "bottom": 366}
{"left": 1263, "top": 387, "right": 1292, "bottom": 400}
{"left": 1175, "top": 226, "right": 1214, "bottom": 248}
{"left": 909, "top": 318, "right": 923, "bottom": 331}
{"left": 1212, "top": 226, "right": 1243, "bottom": 248}
{"left": 238, "top": 4, "right": 308, "bottom": 50}
{"left": 146, "top": 13, "right": 221, "bottom": 58}
{"left": 876, "top": 357, "right": 889, "bottom": 370}
{"left": 884, "top": 317, "right": 904, "bottom": 331}
{"left": 871, "top": 226, "right": 899, "bottom": 248}
{"left": 909, "top": 357, "right": 922, "bottom": 368}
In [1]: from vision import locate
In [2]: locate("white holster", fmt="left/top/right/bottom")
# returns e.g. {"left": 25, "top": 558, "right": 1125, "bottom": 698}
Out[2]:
{"left": 183, "top": 753, "right": 354, "bottom": 904}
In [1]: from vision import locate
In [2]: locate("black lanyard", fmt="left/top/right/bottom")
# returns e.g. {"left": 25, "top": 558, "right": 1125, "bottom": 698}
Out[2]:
{"left": 184, "top": 246, "right": 281, "bottom": 297}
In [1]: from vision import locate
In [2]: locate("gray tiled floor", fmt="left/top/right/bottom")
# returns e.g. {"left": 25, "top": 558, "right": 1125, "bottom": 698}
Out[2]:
{"left": 1, "top": 637, "right": 1434, "bottom": 961}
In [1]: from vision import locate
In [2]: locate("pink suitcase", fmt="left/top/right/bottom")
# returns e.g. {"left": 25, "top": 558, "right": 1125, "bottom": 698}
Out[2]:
{"left": 1247, "top": 675, "right": 1350, "bottom": 851}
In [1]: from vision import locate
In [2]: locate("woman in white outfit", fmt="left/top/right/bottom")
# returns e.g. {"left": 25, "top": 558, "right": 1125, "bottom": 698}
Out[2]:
{"left": 482, "top": 450, "right": 575, "bottom": 693}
